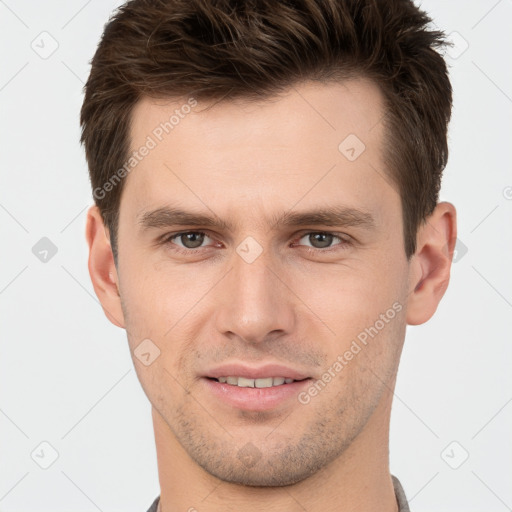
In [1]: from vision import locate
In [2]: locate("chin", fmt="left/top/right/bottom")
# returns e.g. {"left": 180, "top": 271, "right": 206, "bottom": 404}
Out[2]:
{"left": 202, "top": 463, "right": 318, "bottom": 488}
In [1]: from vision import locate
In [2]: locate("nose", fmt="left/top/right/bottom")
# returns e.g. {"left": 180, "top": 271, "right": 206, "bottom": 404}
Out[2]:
{"left": 214, "top": 244, "right": 296, "bottom": 345}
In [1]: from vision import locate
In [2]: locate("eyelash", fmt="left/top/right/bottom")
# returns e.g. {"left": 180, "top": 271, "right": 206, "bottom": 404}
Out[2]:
{"left": 160, "top": 230, "right": 352, "bottom": 255}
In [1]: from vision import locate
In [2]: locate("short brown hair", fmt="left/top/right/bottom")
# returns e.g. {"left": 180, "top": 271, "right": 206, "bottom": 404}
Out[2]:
{"left": 80, "top": 0, "right": 452, "bottom": 265}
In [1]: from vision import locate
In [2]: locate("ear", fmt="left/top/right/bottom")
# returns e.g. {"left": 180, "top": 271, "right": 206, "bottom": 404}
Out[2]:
{"left": 85, "top": 205, "right": 125, "bottom": 328}
{"left": 406, "top": 201, "right": 457, "bottom": 325}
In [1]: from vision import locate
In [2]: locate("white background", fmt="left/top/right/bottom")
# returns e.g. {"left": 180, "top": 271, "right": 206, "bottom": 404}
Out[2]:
{"left": 1, "top": 1, "right": 511, "bottom": 511}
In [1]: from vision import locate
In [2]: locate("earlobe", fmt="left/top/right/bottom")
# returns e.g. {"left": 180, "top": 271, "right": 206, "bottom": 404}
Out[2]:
{"left": 85, "top": 205, "right": 125, "bottom": 328}
{"left": 406, "top": 202, "right": 457, "bottom": 326}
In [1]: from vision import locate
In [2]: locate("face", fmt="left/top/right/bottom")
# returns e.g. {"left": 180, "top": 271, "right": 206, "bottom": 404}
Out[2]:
{"left": 115, "top": 79, "right": 411, "bottom": 486}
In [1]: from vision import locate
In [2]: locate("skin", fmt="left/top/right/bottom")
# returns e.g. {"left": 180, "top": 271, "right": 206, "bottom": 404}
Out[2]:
{"left": 86, "top": 78, "right": 457, "bottom": 511}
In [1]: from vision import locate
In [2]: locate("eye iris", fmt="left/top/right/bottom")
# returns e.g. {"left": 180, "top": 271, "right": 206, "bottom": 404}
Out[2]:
{"left": 180, "top": 232, "right": 204, "bottom": 249}
{"left": 310, "top": 233, "right": 333, "bottom": 248}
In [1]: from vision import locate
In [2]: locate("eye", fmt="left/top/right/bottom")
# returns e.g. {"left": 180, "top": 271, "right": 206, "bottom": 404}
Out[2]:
{"left": 295, "top": 232, "right": 350, "bottom": 251}
{"left": 160, "top": 230, "right": 351, "bottom": 255}
{"left": 164, "top": 231, "right": 214, "bottom": 250}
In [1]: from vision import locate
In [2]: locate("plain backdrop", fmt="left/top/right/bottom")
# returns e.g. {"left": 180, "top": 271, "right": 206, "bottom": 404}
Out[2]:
{"left": 1, "top": 1, "right": 511, "bottom": 511}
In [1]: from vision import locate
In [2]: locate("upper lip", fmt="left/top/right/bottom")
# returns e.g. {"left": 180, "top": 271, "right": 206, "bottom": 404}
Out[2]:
{"left": 204, "top": 363, "right": 310, "bottom": 381}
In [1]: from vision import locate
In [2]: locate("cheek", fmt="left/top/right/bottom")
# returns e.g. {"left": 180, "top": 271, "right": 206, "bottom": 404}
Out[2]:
{"left": 119, "top": 259, "right": 218, "bottom": 383}
{"left": 292, "top": 260, "right": 406, "bottom": 335}
{"left": 121, "top": 257, "right": 207, "bottom": 333}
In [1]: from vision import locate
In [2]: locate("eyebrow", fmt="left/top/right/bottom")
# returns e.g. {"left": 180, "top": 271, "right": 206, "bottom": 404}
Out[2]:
{"left": 137, "top": 205, "right": 376, "bottom": 233}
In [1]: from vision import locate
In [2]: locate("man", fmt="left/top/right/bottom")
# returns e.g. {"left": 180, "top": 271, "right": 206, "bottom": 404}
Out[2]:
{"left": 81, "top": 0, "right": 456, "bottom": 510}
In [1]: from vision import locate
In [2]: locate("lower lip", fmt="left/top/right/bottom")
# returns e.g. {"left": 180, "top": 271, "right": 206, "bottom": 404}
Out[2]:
{"left": 200, "top": 377, "right": 311, "bottom": 411}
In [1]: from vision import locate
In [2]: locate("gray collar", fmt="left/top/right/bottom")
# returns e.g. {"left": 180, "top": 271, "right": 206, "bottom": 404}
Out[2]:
{"left": 392, "top": 475, "right": 411, "bottom": 512}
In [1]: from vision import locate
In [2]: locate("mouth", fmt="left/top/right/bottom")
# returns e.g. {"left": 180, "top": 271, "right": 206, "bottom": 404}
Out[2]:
{"left": 200, "top": 364, "right": 312, "bottom": 411}
{"left": 207, "top": 376, "right": 309, "bottom": 388}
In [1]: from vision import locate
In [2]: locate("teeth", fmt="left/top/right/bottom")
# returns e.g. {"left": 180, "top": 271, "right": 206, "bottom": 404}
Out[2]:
{"left": 255, "top": 377, "right": 273, "bottom": 388}
{"left": 215, "top": 376, "right": 297, "bottom": 387}
{"left": 238, "top": 377, "right": 255, "bottom": 387}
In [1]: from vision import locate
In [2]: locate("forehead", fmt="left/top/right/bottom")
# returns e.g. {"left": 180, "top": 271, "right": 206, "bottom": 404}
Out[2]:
{"left": 129, "top": 78, "right": 384, "bottom": 148}
{"left": 122, "top": 79, "right": 395, "bottom": 228}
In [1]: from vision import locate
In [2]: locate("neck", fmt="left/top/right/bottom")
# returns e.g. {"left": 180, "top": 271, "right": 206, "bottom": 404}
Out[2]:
{"left": 153, "top": 387, "right": 398, "bottom": 512}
